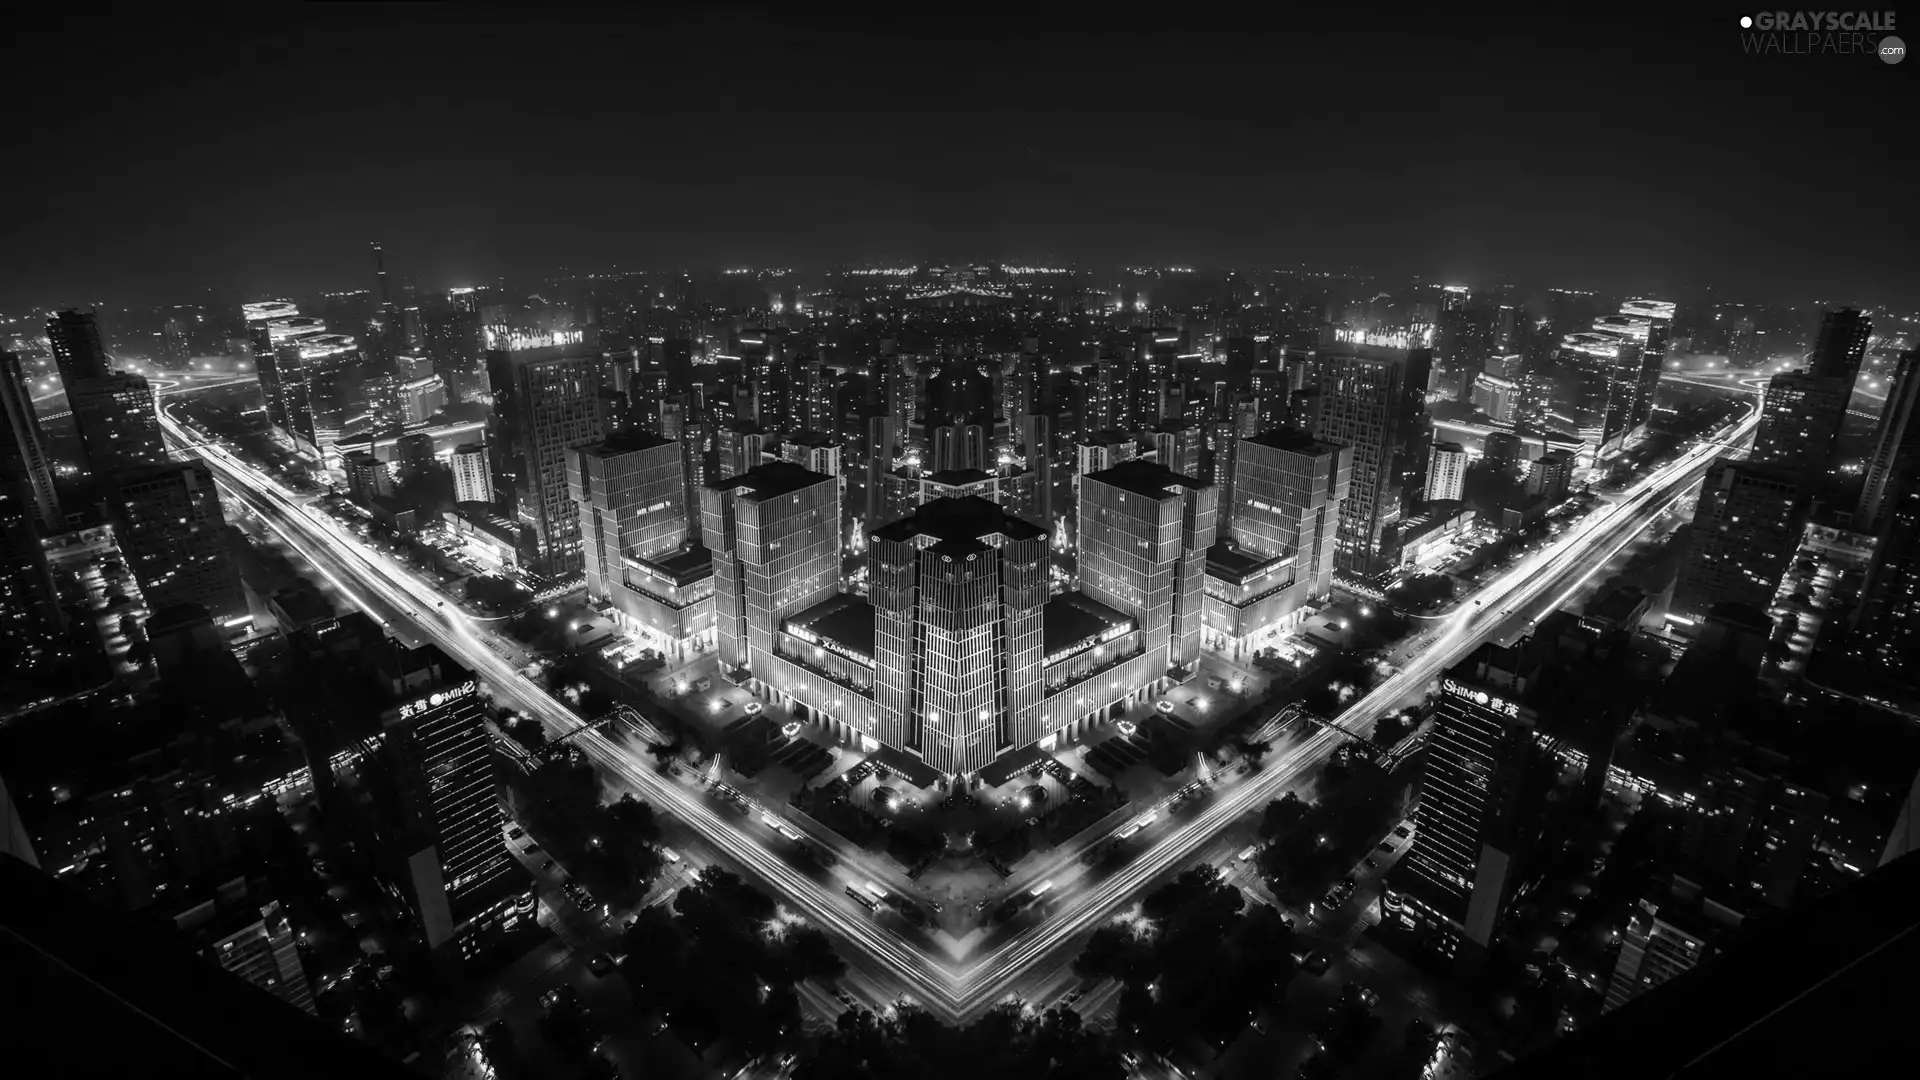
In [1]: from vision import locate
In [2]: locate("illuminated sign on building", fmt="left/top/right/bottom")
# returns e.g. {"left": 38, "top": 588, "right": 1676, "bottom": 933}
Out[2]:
{"left": 484, "top": 327, "right": 585, "bottom": 352}
{"left": 1441, "top": 677, "right": 1520, "bottom": 718}
{"left": 1333, "top": 327, "right": 1435, "bottom": 350}
{"left": 785, "top": 624, "right": 872, "bottom": 666}
{"left": 398, "top": 679, "right": 480, "bottom": 720}
{"left": 1044, "top": 623, "right": 1132, "bottom": 667}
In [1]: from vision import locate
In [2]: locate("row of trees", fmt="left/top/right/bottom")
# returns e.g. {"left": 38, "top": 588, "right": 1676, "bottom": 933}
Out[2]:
{"left": 1075, "top": 865, "right": 1301, "bottom": 1055}
{"left": 620, "top": 867, "right": 846, "bottom": 1061}
{"left": 512, "top": 759, "right": 664, "bottom": 909}
{"left": 798, "top": 1001, "right": 1128, "bottom": 1080}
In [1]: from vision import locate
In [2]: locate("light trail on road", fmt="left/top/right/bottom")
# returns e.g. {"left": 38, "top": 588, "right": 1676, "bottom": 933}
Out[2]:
{"left": 161, "top": 397, "right": 1755, "bottom": 1022}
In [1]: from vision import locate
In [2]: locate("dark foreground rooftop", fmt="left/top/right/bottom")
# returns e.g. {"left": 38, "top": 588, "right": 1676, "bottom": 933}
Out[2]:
{"left": 1494, "top": 848, "right": 1920, "bottom": 1078}
{"left": 0, "top": 853, "right": 419, "bottom": 1080}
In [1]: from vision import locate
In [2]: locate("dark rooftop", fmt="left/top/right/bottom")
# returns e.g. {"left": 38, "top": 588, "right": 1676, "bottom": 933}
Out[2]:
{"left": 707, "top": 459, "right": 835, "bottom": 501}
{"left": 1079, "top": 428, "right": 1138, "bottom": 446}
{"left": 1082, "top": 458, "right": 1210, "bottom": 499}
{"left": 926, "top": 467, "right": 995, "bottom": 487}
{"left": 630, "top": 543, "right": 716, "bottom": 584}
{"left": 1205, "top": 540, "right": 1290, "bottom": 583}
{"left": 1044, "top": 591, "right": 1134, "bottom": 656}
{"left": 583, "top": 429, "right": 675, "bottom": 454}
{"left": 787, "top": 594, "right": 878, "bottom": 660}
{"left": 1244, "top": 428, "right": 1337, "bottom": 454}
{"left": 871, "top": 495, "right": 1047, "bottom": 550}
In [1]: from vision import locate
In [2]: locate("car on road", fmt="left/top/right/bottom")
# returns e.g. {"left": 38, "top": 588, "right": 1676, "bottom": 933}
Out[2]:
{"left": 777, "top": 1052, "right": 797, "bottom": 1072}
{"left": 588, "top": 952, "right": 617, "bottom": 976}
{"left": 1343, "top": 981, "right": 1380, "bottom": 1008}
{"left": 539, "top": 985, "right": 577, "bottom": 1012}
{"left": 542, "top": 859, "right": 558, "bottom": 873}
{"left": 1121, "top": 1051, "right": 1141, "bottom": 1069}
{"left": 1376, "top": 841, "right": 1395, "bottom": 854}
{"left": 660, "top": 847, "right": 682, "bottom": 864}
{"left": 1363, "top": 856, "right": 1379, "bottom": 870}
{"left": 1062, "top": 986, "right": 1086, "bottom": 1007}
{"left": 1300, "top": 951, "right": 1333, "bottom": 976}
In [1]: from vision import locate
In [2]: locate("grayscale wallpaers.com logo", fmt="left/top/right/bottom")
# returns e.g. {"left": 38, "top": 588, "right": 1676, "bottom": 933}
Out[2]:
{"left": 1738, "top": 11, "right": 1905, "bottom": 61}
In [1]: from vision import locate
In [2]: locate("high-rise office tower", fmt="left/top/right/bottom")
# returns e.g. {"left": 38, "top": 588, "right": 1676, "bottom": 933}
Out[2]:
{"left": 1425, "top": 440, "right": 1469, "bottom": 503}
{"left": 0, "top": 351, "right": 63, "bottom": 530}
{"left": 1305, "top": 343, "right": 1432, "bottom": 577}
{"left": 256, "top": 342, "right": 314, "bottom": 447}
{"left": 485, "top": 339, "right": 608, "bottom": 576}
{"left": 1670, "top": 460, "right": 1806, "bottom": 627}
{"left": 1558, "top": 328, "right": 1643, "bottom": 466}
{"left": 106, "top": 462, "right": 245, "bottom": 624}
{"left": 46, "top": 309, "right": 110, "bottom": 386}
{"left": 1809, "top": 307, "right": 1871, "bottom": 381}
{"left": 869, "top": 496, "right": 1049, "bottom": 775}
{"left": 1470, "top": 372, "right": 1519, "bottom": 424}
{"left": 397, "top": 374, "right": 446, "bottom": 425}
{"left": 1385, "top": 641, "right": 1542, "bottom": 967}
{"left": 374, "top": 646, "right": 519, "bottom": 960}
{"left": 69, "top": 373, "right": 167, "bottom": 477}
{"left": 1619, "top": 299, "right": 1675, "bottom": 435}
{"left": 779, "top": 431, "right": 843, "bottom": 488}
{"left": 704, "top": 462, "right": 840, "bottom": 675}
{"left": 1077, "top": 460, "right": 1217, "bottom": 673}
{"left": 1602, "top": 875, "right": 1746, "bottom": 1014}
{"left": 1751, "top": 371, "right": 1850, "bottom": 482}
{"left": 571, "top": 432, "right": 689, "bottom": 600}
{"left": 1228, "top": 430, "right": 1351, "bottom": 599}
{"left": 451, "top": 442, "right": 493, "bottom": 504}
{"left": 1856, "top": 349, "right": 1919, "bottom": 534}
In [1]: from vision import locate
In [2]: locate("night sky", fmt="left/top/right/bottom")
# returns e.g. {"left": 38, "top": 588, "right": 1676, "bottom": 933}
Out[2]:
{"left": 6, "top": 8, "right": 1912, "bottom": 308}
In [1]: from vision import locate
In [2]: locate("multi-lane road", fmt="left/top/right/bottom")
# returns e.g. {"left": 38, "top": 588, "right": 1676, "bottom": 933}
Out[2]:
{"left": 160, "top": 394, "right": 1756, "bottom": 1023}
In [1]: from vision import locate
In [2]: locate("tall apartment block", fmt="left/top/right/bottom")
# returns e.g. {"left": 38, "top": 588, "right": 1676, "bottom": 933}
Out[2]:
{"left": 106, "top": 462, "right": 245, "bottom": 624}
{"left": 486, "top": 341, "right": 608, "bottom": 577}
{"left": 1426, "top": 440, "right": 1469, "bottom": 502}
{"left": 1670, "top": 460, "right": 1806, "bottom": 628}
{"left": 451, "top": 442, "right": 493, "bottom": 504}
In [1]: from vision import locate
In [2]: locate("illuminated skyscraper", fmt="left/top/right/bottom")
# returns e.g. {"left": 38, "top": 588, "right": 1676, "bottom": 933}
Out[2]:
{"left": 69, "top": 373, "right": 166, "bottom": 477}
{"left": 0, "top": 469, "right": 66, "bottom": 679}
{"left": 1602, "top": 875, "right": 1746, "bottom": 1014}
{"left": 1386, "top": 641, "right": 1542, "bottom": 968}
{"left": 450, "top": 442, "right": 493, "bottom": 504}
{"left": 571, "top": 432, "right": 713, "bottom": 659}
{"left": 46, "top": 308, "right": 110, "bottom": 386}
{"left": 485, "top": 336, "right": 608, "bottom": 576}
{"left": 1751, "top": 371, "right": 1850, "bottom": 483}
{"left": 868, "top": 496, "right": 1049, "bottom": 775}
{"left": 1670, "top": 460, "right": 1806, "bottom": 629}
{"left": 1425, "top": 440, "right": 1469, "bottom": 503}
{"left": 1856, "top": 349, "right": 1919, "bottom": 534}
{"left": 704, "top": 461, "right": 840, "bottom": 675}
{"left": 374, "top": 646, "right": 520, "bottom": 962}
{"left": 1304, "top": 343, "right": 1432, "bottom": 577}
{"left": 1851, "top": 351, "right": 1920, "bottom": 685}
{"left": 1809, "top": 307, "right": 1871, "bottom": 382}
{"left": 0, "top": 351, "right": 63, "bottom": 530}
{"left": 1077, "top": 459, "right": 1217, "bottom": 673}
{"left": 107, "top": 462, "right": 245, "bottom": 624}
